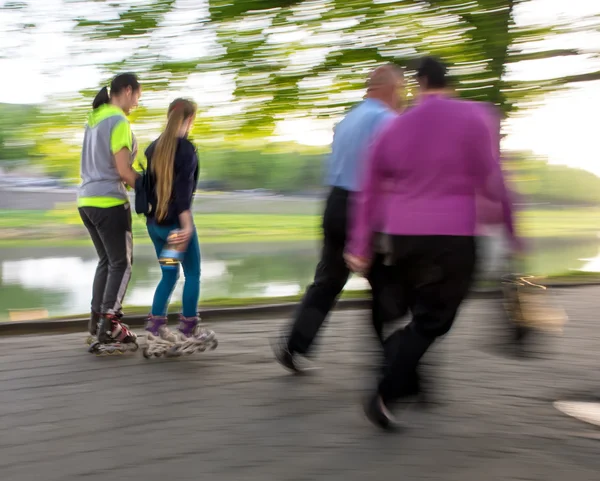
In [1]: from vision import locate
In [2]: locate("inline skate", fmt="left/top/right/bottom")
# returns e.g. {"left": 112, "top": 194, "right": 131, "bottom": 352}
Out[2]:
{"left": 88, "top": 313, "right": 139, "bottom": 356}
{"left": 141, "top": 315, "right": 180, "bottom": 358}
{"left": 85, "top": 310, "right": 129, "bottom": 345}
{"left": 142, "top": 314, "right": 218, "bottom": 359}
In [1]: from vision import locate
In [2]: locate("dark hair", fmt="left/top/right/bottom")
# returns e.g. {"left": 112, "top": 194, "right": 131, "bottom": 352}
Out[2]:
{"left": 92, "top": 73, "right": 140, "bottom": 109}
{"left": 416, "top": 56, "right": 447, "bottom": 89}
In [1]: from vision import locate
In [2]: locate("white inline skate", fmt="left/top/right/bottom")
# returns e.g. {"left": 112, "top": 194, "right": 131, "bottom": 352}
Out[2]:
{"left": 142, "top": 315, "right": 218, "bottom": 359}
{"left": 141, "top": 315, "right": 181, "bottom": 358}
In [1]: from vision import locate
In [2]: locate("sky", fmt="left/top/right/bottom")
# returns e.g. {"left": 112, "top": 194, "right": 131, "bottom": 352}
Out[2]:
{"left": 0, "top": 0, "right": 599, "bottom": 174}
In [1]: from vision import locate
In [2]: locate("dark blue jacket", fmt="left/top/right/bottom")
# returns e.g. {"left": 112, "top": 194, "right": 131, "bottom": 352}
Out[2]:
{"left": 144, "top": 137, "right": 199, "bottom": 226}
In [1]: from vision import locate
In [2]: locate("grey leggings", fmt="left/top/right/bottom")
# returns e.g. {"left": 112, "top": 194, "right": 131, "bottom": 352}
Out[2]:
{"left": 79, "top": 204, "right": 133, "bottom": 316}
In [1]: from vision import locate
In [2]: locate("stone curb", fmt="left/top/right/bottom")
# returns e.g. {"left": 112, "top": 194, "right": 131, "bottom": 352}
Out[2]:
{"left": 0, "top": 283, "right": 593, "bottom": 337}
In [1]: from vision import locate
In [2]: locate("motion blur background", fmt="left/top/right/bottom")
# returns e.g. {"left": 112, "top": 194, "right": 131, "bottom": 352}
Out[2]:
{"left": 0, "top": 0, "right": 599, "bottom": 321}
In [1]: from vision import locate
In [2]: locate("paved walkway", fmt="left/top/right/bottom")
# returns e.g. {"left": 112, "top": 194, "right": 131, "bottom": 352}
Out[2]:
{"left": 1, "top": 287, "right": 600, "bottom": 481}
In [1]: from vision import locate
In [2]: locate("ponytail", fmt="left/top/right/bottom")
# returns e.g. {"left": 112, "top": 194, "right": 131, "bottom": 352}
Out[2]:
{"left": 152, "top": 98, "right": 197, "bottom": 222}
{"left": 91, "top": 73, "right": 140, "bottom": 109}
{"left": 92, "top": 86, "right": 110, "bottom": 109}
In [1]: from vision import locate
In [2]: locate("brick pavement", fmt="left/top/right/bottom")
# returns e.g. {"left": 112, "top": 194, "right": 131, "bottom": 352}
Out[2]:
{"left": 1, "top": 287, "right": 600, "bottom": 481}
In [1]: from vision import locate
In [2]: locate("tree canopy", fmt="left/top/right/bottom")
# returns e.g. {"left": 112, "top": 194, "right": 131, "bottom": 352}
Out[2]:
{"left": 56, "top": 0, "right": 600, "bottom": 135}
{"left": 1, "top": 0, "right": 599, "bottom": 191}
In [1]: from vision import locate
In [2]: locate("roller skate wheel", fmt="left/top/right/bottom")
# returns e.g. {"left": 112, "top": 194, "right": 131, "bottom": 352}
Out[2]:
{"left": 142, "top": 347, "right": 151, "bottom": 359}
{"left": 131, "top": 343, "right": 139, "bottom": 352}
{"left": 88, "top": 341, "right": 100, "bottom": 354}
{"left": 165, "top": 348, "right": 181, "bottom": 358}
{"left": 210, "top": 339, "right": 218, "bottom": 350}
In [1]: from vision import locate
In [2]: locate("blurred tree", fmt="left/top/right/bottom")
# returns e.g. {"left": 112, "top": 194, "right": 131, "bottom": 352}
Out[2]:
{"left": 206, "top": 0, "right": 600, "bottom": 127}
{"left": 505, "top": 151, "right": 600, "bottom": 206}
{"left": 2, "top": 0, "right": 599, "bottom": 190}
{"left": 50, "top": 0, "right": 598, "bottom": 136}
{"left": 0, "top": 104, "right": 39, "bottom": 167}
{"left": 5, "top": 0, "right": 598, "bottom": 135}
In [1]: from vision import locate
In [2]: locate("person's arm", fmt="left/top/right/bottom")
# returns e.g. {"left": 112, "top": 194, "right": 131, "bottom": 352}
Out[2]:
{"left": 470, "top": 112, "right": 517, "bottom": 244}
{"left": 114, "top": 148, "right": 139, "bottom": 188}
{"left": 171, "top": 143, "right": 198, "bottom": 246}
{"left": 345, "top": 129, "right": 388, "bottom": 270}
{"left": 111, "top": 120, "right": 140, "bottom": 188}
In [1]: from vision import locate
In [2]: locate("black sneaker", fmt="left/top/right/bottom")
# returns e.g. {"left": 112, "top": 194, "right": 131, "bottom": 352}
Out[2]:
{"left": 363, "top": 393, "right": 400, "bottom": 431}
{"left": 270, "top": 336, "right": 302, "bottom": 374}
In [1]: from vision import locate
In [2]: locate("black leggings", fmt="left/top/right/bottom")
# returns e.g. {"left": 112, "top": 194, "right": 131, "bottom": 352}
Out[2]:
{"left": 79, "top": 204, "right": 133, "bottom": 316}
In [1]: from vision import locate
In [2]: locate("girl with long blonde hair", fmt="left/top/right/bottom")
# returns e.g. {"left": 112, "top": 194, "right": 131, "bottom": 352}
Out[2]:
{"left": 142, "top": 98, "right": 217, "bottom": 357}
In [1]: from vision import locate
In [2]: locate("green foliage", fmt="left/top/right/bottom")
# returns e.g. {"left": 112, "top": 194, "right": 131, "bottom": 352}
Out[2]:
{"left": 505, "top": 151, "right": 600, "bottom": 206}
{"left": 0, "top": 103, "right": 39, "bottom": 165}
{"left": 0, "top": 209, "right": 321, "bottom": 246}
{"left": 203, "top": 0, "right": 600, "bottom": 122}
{"left": 14, "top": 0, "right": 591, "bottom": 137}
{"left": 2, "top": 206, "right": 600, "bottom": 248}
{"left": 195, "top": 147, "right": 600, "bottom": 201}
{"left": 209, "top": 0, "right": 303, "bottom": 23}
{"left": 1, "top": 1, "right": 599, "bottom": 183}
{"left": 1, "top": 2, "right": 28, "bottom": 9}
{"left": 73, "top": 0, "right": 177, "bottom": 39}
{"left": 200, "top": 149, "right": 324, "bottom": 192}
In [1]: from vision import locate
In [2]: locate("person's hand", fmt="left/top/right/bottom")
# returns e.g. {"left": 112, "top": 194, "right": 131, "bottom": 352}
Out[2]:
{"left": 510, "top": 235, "right": 525, "bottom": 256}
{"left": 344, "top": 252, "right": 370, "bottom": 275}
{"left": 170, "top": 227, "right": 193, "bottom": 248}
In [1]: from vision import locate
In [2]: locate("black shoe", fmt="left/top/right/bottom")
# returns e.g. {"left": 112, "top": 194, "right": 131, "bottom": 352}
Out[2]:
{"left": 363, "top": 393, "right": 400, "bottom": 431}
{"left": 270, "top": 336, "right": 302, "bottom": 374}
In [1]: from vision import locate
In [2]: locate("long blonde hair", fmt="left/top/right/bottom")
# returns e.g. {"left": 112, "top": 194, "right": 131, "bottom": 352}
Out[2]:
{"left": 152, "top": 98, "right": 197, "bottom": 222}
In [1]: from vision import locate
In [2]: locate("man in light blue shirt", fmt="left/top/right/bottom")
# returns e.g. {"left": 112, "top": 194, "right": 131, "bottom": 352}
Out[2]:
{"left": 326, "top": 97, "right": 397, "bottom": 192}
{"left": 273, "top": 64, "right": 404, "bottom": 372}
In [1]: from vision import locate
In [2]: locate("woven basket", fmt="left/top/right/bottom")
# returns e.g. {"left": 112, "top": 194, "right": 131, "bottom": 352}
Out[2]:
{"left": 480, "top": 273, "right": 568, "bottom": 359}
{"left": 501, "top": 274, "right": 568, "bottom": 334}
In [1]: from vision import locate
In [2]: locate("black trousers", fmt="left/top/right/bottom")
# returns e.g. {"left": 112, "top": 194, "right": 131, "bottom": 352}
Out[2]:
{"left": 79, "top": 204, "right": 133, "bottom": 316}
{"left": 286, "top": 187, "right": 403, "bottom": 355}
{"left": 371, "top": 235, "right": 477, "bottom": 403}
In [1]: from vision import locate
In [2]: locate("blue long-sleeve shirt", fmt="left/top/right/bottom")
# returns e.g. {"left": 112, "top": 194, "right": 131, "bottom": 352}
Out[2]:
{"left": 325, "top": 98, "right": 396, "bottom": 192}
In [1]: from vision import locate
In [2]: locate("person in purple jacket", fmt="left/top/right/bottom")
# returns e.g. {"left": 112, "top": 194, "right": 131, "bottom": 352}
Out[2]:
{"left": 344, "top": 57, "right": 519, "bottom": 430}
